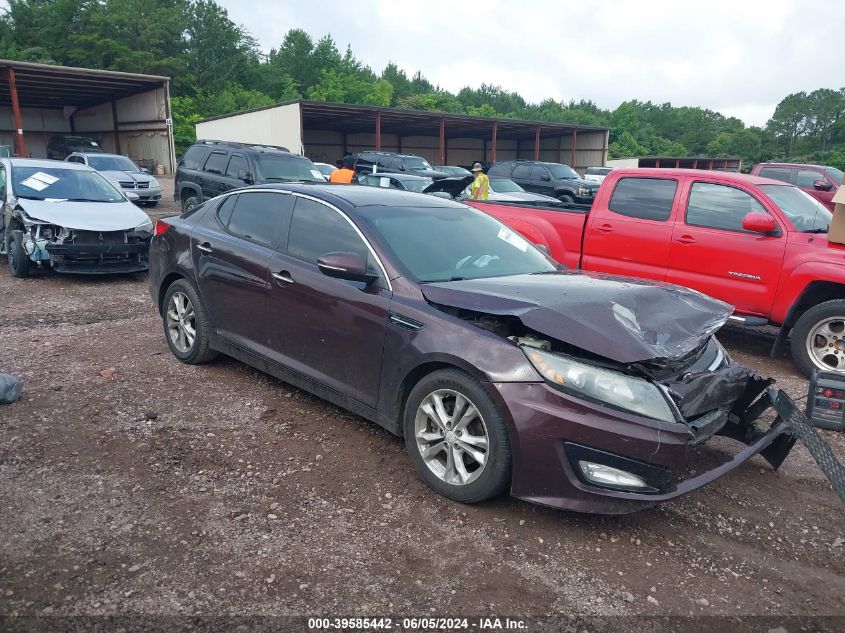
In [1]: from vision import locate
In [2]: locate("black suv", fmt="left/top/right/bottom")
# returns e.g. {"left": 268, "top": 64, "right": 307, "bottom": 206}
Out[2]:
{"left": 353, "top": 151, "right": 448, "bottom": 179}
{"left": 175, "top": 140, "right": 324, "bottom": 211}
{"left": 46, "top": 135, "right": 103, "bottom": 160}
{"left": 488, "top": 160, "right": 599, "bottom": 204}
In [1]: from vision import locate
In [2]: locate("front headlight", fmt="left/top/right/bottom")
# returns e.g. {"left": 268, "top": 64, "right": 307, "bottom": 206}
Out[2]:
{"left": 134, "top": 218, "right": 154, "bottom": 236}
{"left": 149, "top": 178, "right": 160, "bottom": 188}
{"left": 522, "top": 347, "right": 677, "bottom": 422}
{"left": 577, "top": 186, "right": 592, "bottom": 196}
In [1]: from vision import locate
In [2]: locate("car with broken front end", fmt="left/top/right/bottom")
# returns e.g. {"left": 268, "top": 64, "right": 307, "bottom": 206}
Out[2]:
{"left": 1, "top": 158, "right": 153, "bottom": 276}
{"left": 149, "top": 184, "right": 796, "bottom": 514}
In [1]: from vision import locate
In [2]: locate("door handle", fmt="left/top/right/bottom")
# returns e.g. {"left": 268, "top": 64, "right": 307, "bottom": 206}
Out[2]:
{"left": 272, "top": 270, "right": 295, "bottom": 285}
{"left": 675, "top": 235, "right": 697, "bottom": 244}
{"left": 196, "top": 242, "right": 212, "bottom": 254}
{"left": 595, "top": 223, "right": 614, "bottom": 233}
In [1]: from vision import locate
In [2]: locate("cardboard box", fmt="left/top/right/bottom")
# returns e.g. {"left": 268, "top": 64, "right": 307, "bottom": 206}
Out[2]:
{"left": 826, "top": 175, "right": 845, "bottom": 245}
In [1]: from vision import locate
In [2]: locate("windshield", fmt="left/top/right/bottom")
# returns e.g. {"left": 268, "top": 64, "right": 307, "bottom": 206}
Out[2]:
{"left": 400, "top": 177, "right": 433, "bottom": 193}
{"left": 547, "top": 164, "right": 580, "bottom": 179}
{"left": 760, "top": 184, "right": 832, "bottom": 233}
{"left": 403, "top": 157, "right": 433, "bottom": 171}
{"left": 825, "top": 167, "right": 844, "bottom": 183}
{"left": 253, "top": 155, "right": 323, "bottom": 182}
{"left": 11, "top": 166, "right": 125, "bottom": 202}
{"left": 87, "top": 155, "right": 139, "bottom": 172}
{"left": 357, "top": 204, "right": 556, "bottom": 283}
{"left": 490, "top": 178, "right": 524, "bottom": 193}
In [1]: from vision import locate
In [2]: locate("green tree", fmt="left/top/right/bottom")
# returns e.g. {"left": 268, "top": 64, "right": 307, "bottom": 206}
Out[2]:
{"left": 767, "top": 92, "right": 811, "bottom": 157}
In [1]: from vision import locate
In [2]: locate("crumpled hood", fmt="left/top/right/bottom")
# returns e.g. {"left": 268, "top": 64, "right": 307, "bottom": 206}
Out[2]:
{"left": 423, "top": 175, "right": 474, "bottom": 197}
{"left": 421, "top": 271, "right": 733, "bottom": 364}
{"left": 99, "top": 170, "right": 156, "bottom": 185}
{"left": 16, "top": 198, "right": 150, "bottom": 232}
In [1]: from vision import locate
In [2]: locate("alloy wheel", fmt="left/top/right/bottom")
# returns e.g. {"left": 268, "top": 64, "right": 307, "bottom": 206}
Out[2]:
{"left": 166, "top": 291, "right": 197, "bottom": 353}
{"left": 414, "top": 389, "right": 489, "bottom": 486}
{"left": 806, "top": 316, "right": 845, "bottom": 371}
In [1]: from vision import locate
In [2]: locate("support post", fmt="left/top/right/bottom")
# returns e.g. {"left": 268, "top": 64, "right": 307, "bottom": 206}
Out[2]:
{"left": 569, "top": 129, "right": 577, "bottom": 168}
{"left": 164, "top": 80, "right": 175, "bottom": 174}
{"left": 439, "top": 117, "right": 445, "bottom": 166}
{"left": 111, "top": 101, "right": 121, "bottom": 154}
{"left": 6, "top": 67, "right": 27, "bottom": 157}
{"left": 491, "top": 121, "right": 497, "bottom": 164}
{"left": 534, "top": 126, "right": 541, "bottom": 160}
{"left": 375, "top": 112, "right": 381, "bottom": 151}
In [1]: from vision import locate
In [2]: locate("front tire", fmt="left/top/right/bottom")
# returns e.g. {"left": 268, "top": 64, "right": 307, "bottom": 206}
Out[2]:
{"left": 790, "top": 299, "right": 845, "bottom": 376}
{"left": 181, "top": 194, "right": 200, "bottom": 213}
{"left": 7, "top": 230, "right": 30, "bottom": 278}
{"left": 162, "top": 279, "right": 218, "bottom": 364}
{"left": 403, "top": 369, "right": 511, "bottom": 503}
{"left": 557, "top": 193, "right": 575, "bottom": 204}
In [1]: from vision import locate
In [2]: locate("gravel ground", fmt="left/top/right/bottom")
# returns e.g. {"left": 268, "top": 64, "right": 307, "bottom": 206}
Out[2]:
{"left": 1, "top": 177, "right": 843, "bottom": 626}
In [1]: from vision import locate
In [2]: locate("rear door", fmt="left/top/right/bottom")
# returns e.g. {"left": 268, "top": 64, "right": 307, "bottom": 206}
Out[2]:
{"left": 264, "top": 195, "right": 391, "bottom": 407}
{"left": 192, "top": 191, "right": 293, "bottom": 353}
{"left": 581, "top": 176, "right": 678, "bottom": 281}
{"left": 666, "top": 179, "right": 787, "bottom": 316}
{"left": 757, "top": 165, "right": 794, "bottom": 185}
{"left": 200, "top": 151, "right": 229, "bottom": 200}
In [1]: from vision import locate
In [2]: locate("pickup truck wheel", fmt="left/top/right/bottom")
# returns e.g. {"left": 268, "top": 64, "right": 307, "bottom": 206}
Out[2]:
{"left": 7, "top": 230, "right": 31, "bottom": 278}
{"left": 791, "top": 300, "right": 845, "bottom": 375}
{"left": 557, "top": 194, "right": 575, "bottom": 204}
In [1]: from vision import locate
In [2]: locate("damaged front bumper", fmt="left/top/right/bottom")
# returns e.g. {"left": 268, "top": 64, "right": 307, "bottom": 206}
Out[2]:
{"left": 491, "top": 373, "right": 796, "bottom": 514}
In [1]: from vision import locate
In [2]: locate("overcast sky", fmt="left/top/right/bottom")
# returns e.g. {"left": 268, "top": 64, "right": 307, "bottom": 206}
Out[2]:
{"left": 221, "top": 0, "right": 845, "bottom": 127}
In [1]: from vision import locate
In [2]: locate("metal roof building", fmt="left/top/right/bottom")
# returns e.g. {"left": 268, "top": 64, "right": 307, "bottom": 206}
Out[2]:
{"left": 197, "top": 100, "right": 609, "bottom": 174}
{"left": 607, "top": 156, "right": 742, "bottom": 172}
{"left": 0, "top": 59, "right": 176, "bottom": 173}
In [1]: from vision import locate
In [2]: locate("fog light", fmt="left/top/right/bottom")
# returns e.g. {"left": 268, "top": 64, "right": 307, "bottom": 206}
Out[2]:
{"left": 578, "top": 461, "right": 649, "bottom": 489}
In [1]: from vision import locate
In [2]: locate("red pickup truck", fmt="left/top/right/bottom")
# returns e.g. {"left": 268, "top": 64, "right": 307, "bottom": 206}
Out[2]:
{"left": 466, "top": 168, "right": 840, "bottom": 377}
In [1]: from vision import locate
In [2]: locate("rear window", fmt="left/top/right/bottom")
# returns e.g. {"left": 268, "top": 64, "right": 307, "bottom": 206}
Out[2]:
{"left": 203, "top": 152, "right": 229, "bottom": 175}
{"left": 758, "top": 166, "right": 792, "bottom": 183}
{"left": 608, "top": 177, "right": 677, "bottom": 221}
{"left": 182, "top": 146, "right": 210, "bottom": 170}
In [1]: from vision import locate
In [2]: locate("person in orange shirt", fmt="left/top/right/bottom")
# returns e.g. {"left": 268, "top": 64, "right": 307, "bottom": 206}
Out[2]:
{"left": 330, "top": 155, "right": 357, "bottom": 184}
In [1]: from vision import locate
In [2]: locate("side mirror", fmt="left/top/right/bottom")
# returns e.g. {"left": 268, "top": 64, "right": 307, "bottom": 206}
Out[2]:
{"left": 140, "top": 167, "right": 150, "bottom": 174}
{"left": 317, "top": 252, "right": 378, "bottom": 284}
{"left": 125, "top": 191, "right": 140, "bottom": 202}
{"left": 742, "top": 211, "right": 777, "bottom": 234}
{"left": 814, "top": 179, "right": 833, "bottom": 191}
{"left": 540, "top": 174, "right": 551, "bottom": 181}
{"left": 237, "top": 169, "right": 253, "bottom": 184}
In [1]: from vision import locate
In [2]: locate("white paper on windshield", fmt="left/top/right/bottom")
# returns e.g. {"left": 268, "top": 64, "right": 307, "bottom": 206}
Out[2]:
{"left": 20, "top": 177, "right": 49, "bottom": 191}
{"left": 497, "top": 226, "right": 528, "bottom": 252}
{"left": 379, "top": 177, "right": 390, "bottom": 188}
{"left": 310, "top": 169, "right": 322, "bottom": 179}
{"left": 31, "top": 171, "right": 59, "bottom": 185}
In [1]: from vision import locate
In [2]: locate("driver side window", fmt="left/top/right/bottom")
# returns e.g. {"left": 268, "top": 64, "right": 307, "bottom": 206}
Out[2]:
{"left": 685, "top": 182, "right": 770, "bottom": 233}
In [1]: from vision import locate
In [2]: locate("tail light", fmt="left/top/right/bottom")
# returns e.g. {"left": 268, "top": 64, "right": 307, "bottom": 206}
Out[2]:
{"left": 154, "top": 220, "right": 171, "bottom": 236}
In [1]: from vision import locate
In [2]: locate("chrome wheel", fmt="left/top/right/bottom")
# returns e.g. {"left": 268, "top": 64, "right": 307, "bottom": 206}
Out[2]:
{"left": 166, "top": 291, "right": 196, "bottom": 353}
{"left": 806, "top": 317, "right": 845, "bottom": 371}
{"left": 414, "top": 389, "right": 489, "bottom": 486}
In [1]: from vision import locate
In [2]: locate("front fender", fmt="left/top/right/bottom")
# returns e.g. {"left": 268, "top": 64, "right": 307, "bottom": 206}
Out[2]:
{"left": 770, "top": 261, "right": 845, "bottom": 324}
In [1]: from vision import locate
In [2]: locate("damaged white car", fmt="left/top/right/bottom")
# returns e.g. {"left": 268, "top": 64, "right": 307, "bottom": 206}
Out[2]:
{"left": 0, "top": 158, "right": 153, "bottom": 277}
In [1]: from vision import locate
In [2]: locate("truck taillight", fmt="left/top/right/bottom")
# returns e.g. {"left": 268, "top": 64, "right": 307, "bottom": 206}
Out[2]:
{"left": 154, "top": 220, "right": 171, "bottom": 236}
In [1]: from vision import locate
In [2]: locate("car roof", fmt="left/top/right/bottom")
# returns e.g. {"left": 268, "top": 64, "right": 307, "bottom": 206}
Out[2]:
{"left": 610, "top": 168, "right": 791, "bottom": 186}
{"left": 6, "top": 157, "right": 92, "bottom": 171}
{"left": 759, "top": 162, "right": 834, "bottom": 170}
{"left": 70, "top": 152, "right": 127, "bottom": 159}
{"left": 364, "top": 172, "right": 431, "bottom": 181}
{"left": 236, "top": 182, "right": 466, "bottom": 210}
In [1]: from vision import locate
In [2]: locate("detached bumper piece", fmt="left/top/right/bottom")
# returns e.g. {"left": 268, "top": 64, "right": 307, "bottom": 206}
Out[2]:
{"left": 45, "top": 230, "right": 149, "bottom": 274}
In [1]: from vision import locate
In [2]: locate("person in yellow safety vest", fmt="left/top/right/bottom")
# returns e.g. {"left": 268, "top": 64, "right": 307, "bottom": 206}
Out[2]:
{"left": 330, "top": 155, "right": 357, "bottom": 184}
{"left": 469, "top": 162, "right": 489, "bottom": 200}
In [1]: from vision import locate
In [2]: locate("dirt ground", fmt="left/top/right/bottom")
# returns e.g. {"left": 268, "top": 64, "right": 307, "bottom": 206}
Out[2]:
{"left": 1, "top": 177, "right": 843, "bottom": 627}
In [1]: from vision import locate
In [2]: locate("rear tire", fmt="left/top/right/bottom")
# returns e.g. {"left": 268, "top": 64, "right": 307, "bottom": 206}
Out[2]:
{"left": 162, "top": 279, "right": 218, "bottom": 364}
{"left": 7, "top": 230, "right": 30, "bottom": 278}
{"left": 403, "top": 369, "right": 511, "bottom": 504}
{"left": 790, "top": 300, "right": 845, "bottom": 377}
{"left": 181, "top": 194, "right": 200, "bottom": 213}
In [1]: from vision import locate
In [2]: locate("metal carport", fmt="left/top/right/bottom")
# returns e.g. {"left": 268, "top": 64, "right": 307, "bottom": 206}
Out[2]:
{"left": 0, "top": 59, "right": 176, "bottom": 173}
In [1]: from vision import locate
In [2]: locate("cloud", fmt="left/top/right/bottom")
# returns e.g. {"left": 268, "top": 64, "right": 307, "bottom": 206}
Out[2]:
{"left": 220, "top": 0, "right": 845, "bottom": 126}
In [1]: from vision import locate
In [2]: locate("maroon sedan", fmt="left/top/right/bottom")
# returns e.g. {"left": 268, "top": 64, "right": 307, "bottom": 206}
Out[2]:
{"left": 148, "top": 184, "right": 795, "bottom": 514}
